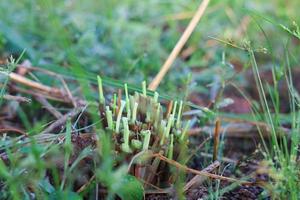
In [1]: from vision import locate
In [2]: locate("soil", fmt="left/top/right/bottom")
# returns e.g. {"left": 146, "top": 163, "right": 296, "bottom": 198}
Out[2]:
{"left": 143, "top": 138, "right": 269, "bottom": 200}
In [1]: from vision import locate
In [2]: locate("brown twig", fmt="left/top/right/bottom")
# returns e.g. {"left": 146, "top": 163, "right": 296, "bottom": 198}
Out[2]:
{"left": 2, "top": 71, "right": 62, "bottom": 95}
{"left": 10, "top": 85, "right": 69, "bottom": 103}
{"left": 200, "top": 152, "right": 237, "bottom": 164}
{"left": 184, "top": 136, "right": 211, "bottom": 164}
{"left": 152, "top": 153, "right": 252, "bottom": 185}
{"left": 145, "top": 188, "right": 174, "bottom": 195}
{"left": 17, "top": 64, "right": 62, "bottom": 77}
{"left": 17, "top": 64, "right": 79, "bottom": 107}
{"left": 213, "top": 119, "right": 221, "bottom": 161}
{"left": 3, "top": 94, "right": 31, "bottom": 103}
{"left": 59, "top": 76, "right": 77, "bottom": 107}
{"left": 4, "top": 67, "right": 86, "bottom": 106}
{"left": 146, "top": 150, "right": 164, "bottom": 185}
{"left": 41, "top": 107, "right": 83, "bottom": 134}
{"left": 116, "top": 89, "right": 122, "bottom": 116}
{"left": 165, "top": 101, "right": 173, "bottom": 118}
{"left": 76, "top": 175, "right": 95, "bottom": 193}
{"left": 139, "top": 178, "right": 165, "bottom": 192}
{"left": 0, "top": 128, "right": 28, "bottom": 136}
{"left": 148, "top": 0, "right": 211, "bottom": 90}
{"left": 10, "top": 83, "right": 86, "bottom": 106}
{"left": 16, "top": 60, "right": 31, "bottom": 76}
{"left": 35, "top": 95, "right": 63, "bottom": 119}
{"left": 184, "top": 161, "right": 220, "bottom": 192}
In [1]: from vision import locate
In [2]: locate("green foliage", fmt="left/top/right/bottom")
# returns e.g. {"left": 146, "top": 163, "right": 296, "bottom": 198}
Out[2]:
{"left": 117, "top": 175, "right": 144, "bottom": 200}
{"left": 49, "top": 191, "right": 82, "bottom": 200}
{"left": 280, "top": 21, "right": 300, "bottom": 40}
{"left": 246, "top": 37, "right": 300, "bottom": 199}
{"left": 0, "top": 50, "right": 25, "bottom": 105}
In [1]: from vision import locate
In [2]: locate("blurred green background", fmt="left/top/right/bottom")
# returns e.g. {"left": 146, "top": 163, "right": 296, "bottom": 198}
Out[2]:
{"left": 0, "top": 0, "right": 299, "bottom": 96}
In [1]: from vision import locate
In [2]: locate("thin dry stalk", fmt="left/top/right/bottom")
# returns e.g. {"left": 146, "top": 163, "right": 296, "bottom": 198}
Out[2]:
{"left": 41, "top": 107, "right": 83, "bottom": 134}
{"left": 152, "top": 153, "right": 252, "bottom": 185}
{"left": 139, "top": 178, "right": 165, "bottom": 192}
{"left": 145, "top": 188, "right": 173, "bottom": 195}
{"left": 76, "top": 175, "right": 96, "bottom": 193}
{"left": 59, "top": 76, "right": 77, "bottom": 107}
{"left": 3, "top": 71, "right": 62, "bottom": 95}
{"left": 17, "top": 64, "right": 78, "bottom": 107}
{"left": 11, "top": 84, "right": 86, "bottom": 106}
{"left": 3, "top": 67, "right": 84, "bottom": 105}
{"left": 184, "top": 136, "right": 211, "bottom": 163}
{"left": 3, "top": 94, "right": 31, "bottom": 103}
{"left": 200, "top": 152, "right": 237, "bottom": 164}
{"left": 0, "top": 128, "right": 28, "bottom": 136}
{"left": 148, "top": 0, "right": 211, "bottom": 90}
{"left": 184, "top": 160, "right": 220, "bottom": 191}
{"left": 165, "top": 100, "right": 173, "bottom": 118}
{"left": 17, "top": 64, "right": 61, "bottom": 77}
{"left": 10, "top": 85, "right": 69, "bottom": 103}
{"left": 35, "top": 95, "right": 63, "bottom": 119}
{"left": 213, "top": 119, "right": 221, "bottom": 161}
{"left": 116, "top": 89, "right": 122, "bottom": 115}
{"left": 146, "top": 150, "right": 164, "bottom": 184}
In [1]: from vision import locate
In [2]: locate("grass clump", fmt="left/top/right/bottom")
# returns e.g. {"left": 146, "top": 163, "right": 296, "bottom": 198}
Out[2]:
{"left": 97, "top": 76, "right": 191, "bottom": 187}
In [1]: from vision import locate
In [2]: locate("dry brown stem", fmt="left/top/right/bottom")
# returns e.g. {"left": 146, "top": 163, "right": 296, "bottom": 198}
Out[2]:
{"left": 35, "top": 95, "right": 63, "bottom": 119}
{"left": 148, "top": 0, "right": 211, "bottom": 90}
{"left": 41, "top": 107, "right": 83, "bottom": 134}
{"left": 184, "top": 160, "right": 220, "bottom": 191}
{"left": 213, "top": 119, "right": 221, "bottom": 161}
{"left": 152, "top": 153, "right": 252, "bottom": 185}
{"left": 4, "top": 71, "right": 62, "bottom": 95}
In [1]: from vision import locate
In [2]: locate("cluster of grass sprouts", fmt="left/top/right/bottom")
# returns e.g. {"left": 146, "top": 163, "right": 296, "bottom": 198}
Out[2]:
{"left": 97, "top": 76, "right": 191, "bottom": 187}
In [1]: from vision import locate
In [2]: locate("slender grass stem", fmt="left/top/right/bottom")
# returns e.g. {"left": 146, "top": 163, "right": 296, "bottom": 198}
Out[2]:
{"left": 161, "top": 114, "right": 174, "bottom": 145}
{"left": 172, "top": 101, "right": 178, "bottom": 115}
{"left": 176, "top": 101, "right": 183, "bottom": 129}
{"left": 124, "top": 84, "right": 131, "bottom": 119}
{"left": 180, "top": 120, "right": 191, "bottom": 141}
{"left": 116, "top": 100, "right": 126, "bottom": 133}
{"left": 142, "top": 130, "right": 151, "bottom": 150}
{"left": 106, "top": 106, "right": 113, "bottom": 130}
{"left": 121, "top": 117, "right": 132, "bottom": 153}
{"left": 168, "top": 134, "right": 174, "bottom": 160}
{"left": 113, "top": 93, "right": 117, "bottom": 116}
{"left": 154, "top": 103, "right": 161, "bottom": 128}
{"left": 97, "top": 75, "right": 105, "bottom": 105}
{"left": 165, "top": 114, "right": 174, "bottom": 139}
{"left": 131, "top": 102, "right": 138, "bottom": 123}
{"left": 142, "top": 81, "right": 147, "bottom": 97}
{"left": 154, "top": 92, "right": 159, "bottom": 103}
{"left": 249, "top": 50, "right": 279, "bottom": 155}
